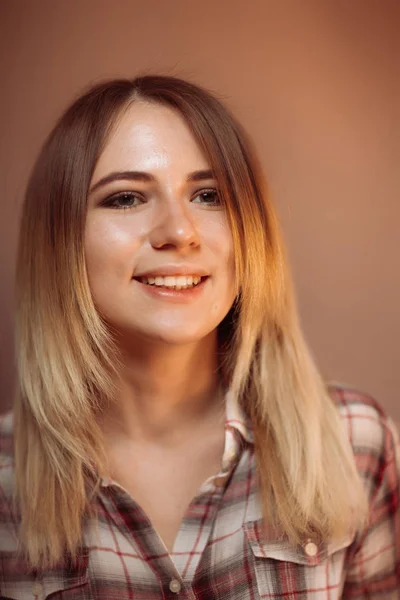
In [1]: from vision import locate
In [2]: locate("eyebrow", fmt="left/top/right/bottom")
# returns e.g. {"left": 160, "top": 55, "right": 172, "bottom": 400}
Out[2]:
{"left": 89, "top": 169, "right": 215, "bottom": 194}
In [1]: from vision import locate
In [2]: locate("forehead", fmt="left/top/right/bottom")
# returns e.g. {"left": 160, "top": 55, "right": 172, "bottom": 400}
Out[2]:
{"left": 93, "top": 101, "right": 210, "bottom": 177}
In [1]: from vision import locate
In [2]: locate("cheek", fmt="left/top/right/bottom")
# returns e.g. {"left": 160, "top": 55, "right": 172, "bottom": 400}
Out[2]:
{"left": 84, "top": 217, "right": 141, "bottom": 280}
{"left": 205, "top": 221, "right": 237, "bottom": 312}
{"left": 84, "top": 218, "right": 142, "bottom": 318}
{"left": 206, "top": 219, "right": 235, "bottom": 275}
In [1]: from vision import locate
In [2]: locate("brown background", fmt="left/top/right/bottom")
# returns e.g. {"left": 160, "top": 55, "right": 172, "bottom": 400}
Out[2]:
{"left": 1, "top": 1, "right": 399, "bottom": 419}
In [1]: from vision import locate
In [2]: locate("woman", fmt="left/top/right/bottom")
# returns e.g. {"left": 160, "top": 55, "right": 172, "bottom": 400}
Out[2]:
{"left": 0, "top": 75, "right": 399, "bottom": 599}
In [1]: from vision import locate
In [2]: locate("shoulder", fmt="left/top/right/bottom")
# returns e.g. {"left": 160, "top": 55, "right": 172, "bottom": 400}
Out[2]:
{"left": 329, "top": 382, "right": 397, "bottom": 453}
{"left": 0, "top": 411, "right": 18, "bottom": 552}
{"left": 328, "top": 383, "right": 399, "bottom": 497}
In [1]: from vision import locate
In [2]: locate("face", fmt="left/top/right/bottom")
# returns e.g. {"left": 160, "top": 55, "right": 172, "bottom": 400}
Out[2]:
{"left": 85, "top": 101, "right": 236, "bottom": 347}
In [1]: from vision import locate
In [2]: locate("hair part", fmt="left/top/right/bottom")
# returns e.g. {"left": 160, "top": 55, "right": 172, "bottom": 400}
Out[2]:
{"left": 14, "top": 75, "right": 367, "bottom": 569}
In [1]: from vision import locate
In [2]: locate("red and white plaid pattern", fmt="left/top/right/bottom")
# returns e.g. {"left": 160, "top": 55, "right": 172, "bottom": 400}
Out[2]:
{"left": 1, "top": 385, "right": 399, "bottom": 599}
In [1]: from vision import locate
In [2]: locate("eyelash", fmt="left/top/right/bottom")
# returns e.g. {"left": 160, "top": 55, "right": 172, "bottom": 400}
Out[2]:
{"left": 101, "top": 188, "right": 221, "bottom": 211}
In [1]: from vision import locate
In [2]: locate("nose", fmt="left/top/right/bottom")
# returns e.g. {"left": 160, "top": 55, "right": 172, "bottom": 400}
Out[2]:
{"left": 149, "top": 201, "right": 201, "bottom": 252}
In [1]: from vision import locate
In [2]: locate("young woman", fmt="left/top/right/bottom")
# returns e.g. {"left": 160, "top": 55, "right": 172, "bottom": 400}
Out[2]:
{"left": 0, "top": 75, "right": 399, "bottom": 599}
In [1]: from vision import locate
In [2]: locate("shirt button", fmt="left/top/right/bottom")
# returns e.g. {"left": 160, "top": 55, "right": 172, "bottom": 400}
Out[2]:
{"left": 32, "top": 581, "right": 43, "bottom": 596}
{"left": 169, "top": 579, "right": 182, "bottom": 593}
{"left": 304, "top": 540, "right": 318, "bottom": 557}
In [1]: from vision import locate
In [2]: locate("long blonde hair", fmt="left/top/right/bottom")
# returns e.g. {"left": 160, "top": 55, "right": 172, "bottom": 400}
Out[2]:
{"left": 14, "top": 75, "right": 367, "bottom": 569}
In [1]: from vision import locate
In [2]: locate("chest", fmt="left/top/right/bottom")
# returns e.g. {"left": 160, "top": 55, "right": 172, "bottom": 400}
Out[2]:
{"left": 0, "top": 448, "right": 353, "bottom": 599}
{"left": 107, "top": 435, "right": 225, "bottom": 552}
{"left": 0, "top": 510, "right": 351, "bottom": 600}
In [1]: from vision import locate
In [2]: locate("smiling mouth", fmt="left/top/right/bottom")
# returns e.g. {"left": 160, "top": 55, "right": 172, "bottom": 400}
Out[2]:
{"left": 134, "top": 275, "right": 208, "bottom": 290}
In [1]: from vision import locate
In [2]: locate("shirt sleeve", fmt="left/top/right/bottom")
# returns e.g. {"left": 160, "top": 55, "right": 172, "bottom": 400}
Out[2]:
{"left": 342, "top": 416, "right": 400, "bottom": 599}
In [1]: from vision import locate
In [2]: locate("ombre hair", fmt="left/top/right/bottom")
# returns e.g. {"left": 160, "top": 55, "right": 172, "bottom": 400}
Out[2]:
{"left": 15, "top": 75, "right": 368, "bottom": 569}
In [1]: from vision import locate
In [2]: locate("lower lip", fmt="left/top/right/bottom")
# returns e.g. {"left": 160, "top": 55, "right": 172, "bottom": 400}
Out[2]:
{"left": 133, "top": 277, "right": 209, "bottom": 302}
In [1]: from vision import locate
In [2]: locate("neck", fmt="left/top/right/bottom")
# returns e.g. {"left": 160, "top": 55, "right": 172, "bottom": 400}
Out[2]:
{"left": 99, "top": 331, "right": 225, "bottom": 445}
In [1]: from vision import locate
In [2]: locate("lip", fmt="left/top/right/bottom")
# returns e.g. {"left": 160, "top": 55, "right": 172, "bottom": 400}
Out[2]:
{"left": 133, "top": 276, "right": 209, "bottom": 302}
{"left": 133, "top": 265, "right": 210, "bottom": 278}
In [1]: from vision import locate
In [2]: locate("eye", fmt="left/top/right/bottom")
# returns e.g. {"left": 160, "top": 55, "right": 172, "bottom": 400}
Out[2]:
{"left": 191, "top": 188, "right": 221, "bottom": 207}
{"left": 102, "top": 191, "right": 144, "bottom": 210}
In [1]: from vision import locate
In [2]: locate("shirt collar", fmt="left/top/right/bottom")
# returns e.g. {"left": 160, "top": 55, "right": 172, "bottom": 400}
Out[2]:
{"left": 225, "top": 388, "right": 254, "bottom": 445}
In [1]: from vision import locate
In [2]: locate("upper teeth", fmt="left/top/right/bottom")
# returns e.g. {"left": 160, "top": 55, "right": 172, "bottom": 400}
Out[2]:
{"left": 139, "top": 275, "right": 203, "bottom": 287}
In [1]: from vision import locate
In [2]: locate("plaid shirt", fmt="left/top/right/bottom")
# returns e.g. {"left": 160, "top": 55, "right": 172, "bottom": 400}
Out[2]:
{"left": 1, "top": 385, "right": 399, "bottom": 599}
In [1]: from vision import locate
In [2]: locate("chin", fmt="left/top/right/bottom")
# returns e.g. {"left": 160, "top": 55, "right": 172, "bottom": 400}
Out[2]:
{"left": 145, "top": 328, "right": 214, "bottom": 346}
{"left": 117, "top": 321, "right": 218, "bottom": 347}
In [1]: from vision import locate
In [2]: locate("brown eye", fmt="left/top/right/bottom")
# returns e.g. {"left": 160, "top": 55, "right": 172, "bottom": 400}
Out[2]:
{"left": 103, "top": 192, "right": 144, "bottom": 210}
{"left": 192, "top": 189, "right": 221, "bottom": 207}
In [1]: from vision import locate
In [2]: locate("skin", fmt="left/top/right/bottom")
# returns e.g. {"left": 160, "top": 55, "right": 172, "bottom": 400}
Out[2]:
{"left": 85, "top": 101, "right": 237, "bottom": 551}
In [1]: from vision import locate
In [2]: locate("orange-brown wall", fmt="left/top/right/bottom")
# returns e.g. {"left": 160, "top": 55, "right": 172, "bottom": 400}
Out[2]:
{"left": 1, "top": 1, "right": 399, "bottom": 418}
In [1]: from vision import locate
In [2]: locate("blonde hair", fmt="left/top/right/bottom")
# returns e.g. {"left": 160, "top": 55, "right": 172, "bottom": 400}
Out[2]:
{"left": 15, "top": 75, "right": 368, "bottom": 569}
